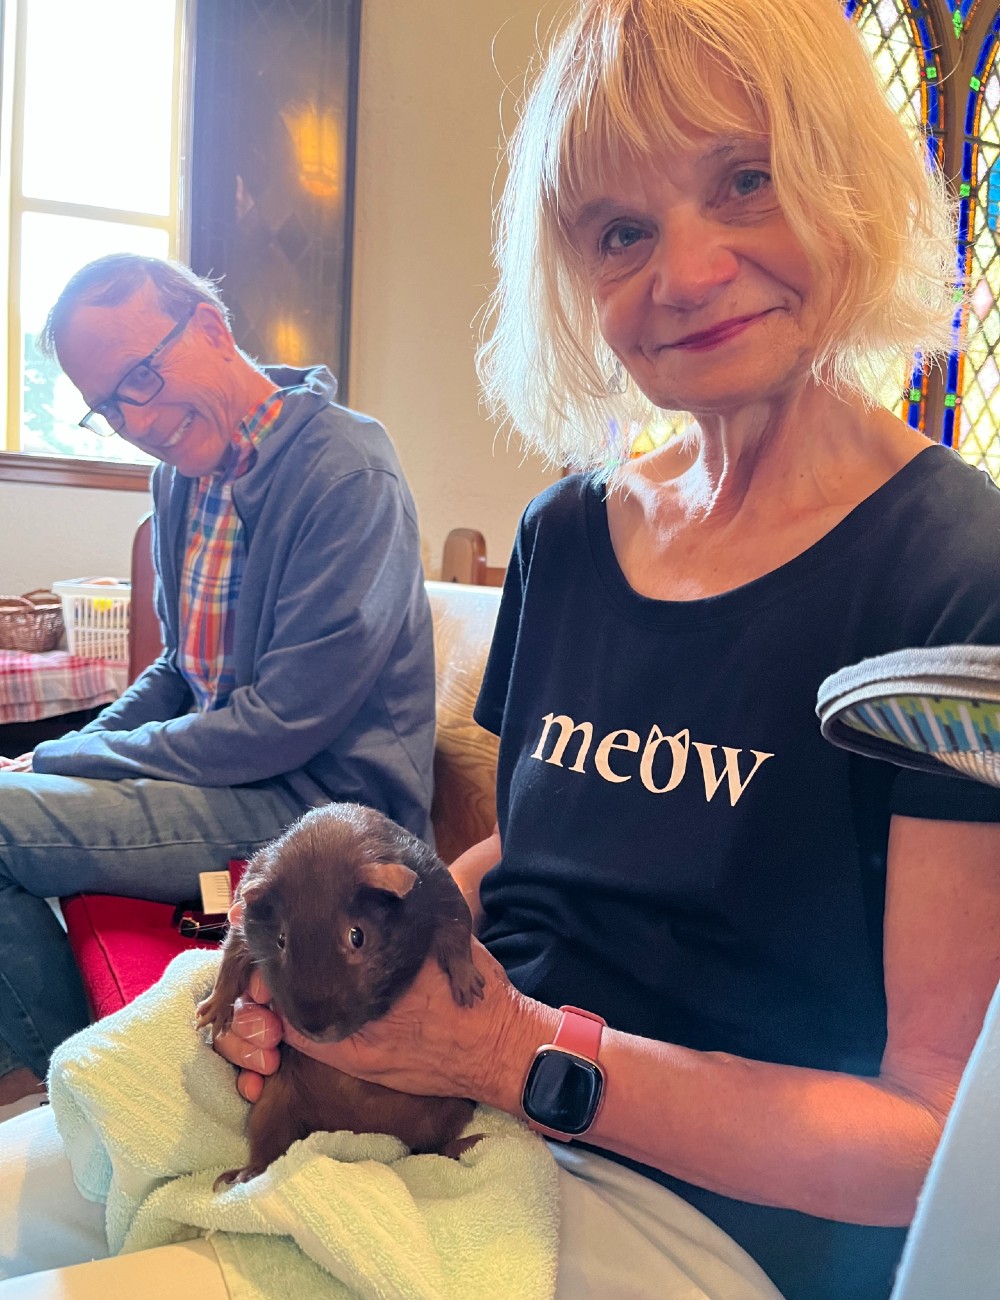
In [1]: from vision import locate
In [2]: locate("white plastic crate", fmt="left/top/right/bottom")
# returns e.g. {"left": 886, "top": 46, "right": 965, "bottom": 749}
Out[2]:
{"left": 52, "top": 578, "right": 132, "bottom": 662}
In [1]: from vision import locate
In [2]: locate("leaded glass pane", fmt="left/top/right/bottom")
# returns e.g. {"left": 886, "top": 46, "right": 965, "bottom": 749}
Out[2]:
{"left": 851, "top": 0, "right": 930, "bottom": 422}
{"left": 958, "top": 60, "right": 1000, "bottom": 479}
{"left": 852, "top": 0, "right": 924, "bottom": 140}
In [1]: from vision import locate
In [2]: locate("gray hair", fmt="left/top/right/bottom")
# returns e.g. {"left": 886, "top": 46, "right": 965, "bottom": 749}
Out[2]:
{"left": 38, "top": 253, "right": 231, "bottom": 358}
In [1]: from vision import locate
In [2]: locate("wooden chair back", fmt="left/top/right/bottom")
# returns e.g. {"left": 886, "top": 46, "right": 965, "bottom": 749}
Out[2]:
{"left": 425, "top": 580, "right": 501, "bottom": 861}
{"left": 440, "top": 528, "right": 505, "bottom": 587}
{"left": 128, "top": 513, "right": 161, "bottom": 684}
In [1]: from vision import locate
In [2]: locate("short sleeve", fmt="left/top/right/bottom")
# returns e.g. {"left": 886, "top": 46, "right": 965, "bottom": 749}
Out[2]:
{"left": 891, "top": 767, "right": 1000, "bottom": 821}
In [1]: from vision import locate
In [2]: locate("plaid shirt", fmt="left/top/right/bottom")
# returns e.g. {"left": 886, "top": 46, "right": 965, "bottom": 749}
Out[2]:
{"left": 177, "top": 392, "right": 284, "bottom": 711}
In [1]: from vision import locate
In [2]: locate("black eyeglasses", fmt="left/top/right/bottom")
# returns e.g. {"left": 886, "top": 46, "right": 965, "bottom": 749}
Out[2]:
{"left": 79, "top": 306, "right": 197, "bottom": 439}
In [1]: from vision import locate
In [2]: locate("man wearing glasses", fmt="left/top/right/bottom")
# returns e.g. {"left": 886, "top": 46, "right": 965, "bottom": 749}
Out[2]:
{"left": 0, "top": 253, "right": 436, "bottom": 1109}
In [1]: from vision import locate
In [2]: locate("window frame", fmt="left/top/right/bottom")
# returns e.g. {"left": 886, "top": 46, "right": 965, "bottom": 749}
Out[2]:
{"left": 0, "top": 0, "right": 191, "bottom": 490}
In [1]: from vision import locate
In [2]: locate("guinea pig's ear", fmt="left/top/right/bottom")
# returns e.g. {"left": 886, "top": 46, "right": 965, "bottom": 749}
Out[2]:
{"left": 234, "top": 878, "right": 267, "bottom": 920}
{"left": 357, "top": 861, "right": 417, "bottom": 899}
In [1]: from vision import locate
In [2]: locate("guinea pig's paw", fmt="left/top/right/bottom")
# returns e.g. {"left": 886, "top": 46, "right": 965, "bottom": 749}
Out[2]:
{"left": 450, "top": 962, "right": 486, "bottom": 1007}
{"left": 213, "top": 1164, "right": 261, "bottom": 1191}
{"left": 439, "top": 1133, "right": 485, "bottom": 1160}
{"left": 436, "top": 936, "right": 487, "bottom": 1006}
{"left": 194, "top": 991, "right": 229, "bottom": 1036}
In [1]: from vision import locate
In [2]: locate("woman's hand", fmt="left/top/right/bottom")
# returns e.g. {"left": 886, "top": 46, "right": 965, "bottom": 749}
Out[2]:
{"left": 211, "top": 968, "right": 282, "bottom": 1102}
{"left": 289, "top": 940, "right": 547, "bottom": 1106}
{"left": 448, "top": 826, "right": 502, "bottom": 934}
{"left": 0, "top": 752, "right": 34, "bottom": 773}
{"left": 214, "top": 939, "right": 558, "bottom": 1113}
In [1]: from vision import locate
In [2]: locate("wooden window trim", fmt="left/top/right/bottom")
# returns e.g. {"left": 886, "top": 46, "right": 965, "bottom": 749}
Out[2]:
{"left": 0, "top": 452, "right": 151, "bottom": 492}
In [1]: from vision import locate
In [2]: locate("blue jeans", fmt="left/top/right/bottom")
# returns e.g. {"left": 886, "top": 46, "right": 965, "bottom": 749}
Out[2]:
{"left": 0, "top": 772, "right": 307, "bottom": 1079}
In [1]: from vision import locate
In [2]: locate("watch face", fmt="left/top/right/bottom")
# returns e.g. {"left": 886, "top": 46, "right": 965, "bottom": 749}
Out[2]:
{"left": 523, "top": 1049, "right": 604, "bottom": 1136}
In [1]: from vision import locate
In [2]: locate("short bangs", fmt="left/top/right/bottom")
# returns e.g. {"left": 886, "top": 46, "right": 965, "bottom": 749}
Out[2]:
{"left": 478, "top": 0, "right": 958, "bottom": 472}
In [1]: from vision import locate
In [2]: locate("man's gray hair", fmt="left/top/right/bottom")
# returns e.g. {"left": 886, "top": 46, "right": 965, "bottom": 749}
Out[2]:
{"left": 38, "top": 253, "right": 231, "bottom": 359}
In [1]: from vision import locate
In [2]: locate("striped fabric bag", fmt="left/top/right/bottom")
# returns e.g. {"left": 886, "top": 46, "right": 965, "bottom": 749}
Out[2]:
{"left": 816, "top": 645, "right": 1000, "bottom": 788}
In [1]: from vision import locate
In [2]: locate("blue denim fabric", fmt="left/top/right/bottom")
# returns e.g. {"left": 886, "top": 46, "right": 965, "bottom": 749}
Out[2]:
{"left": 0, "top": 772, "right": 307, "bottom": 1078}
{"left": 0, "top": 1033, "right": 20, "bottom": 1078}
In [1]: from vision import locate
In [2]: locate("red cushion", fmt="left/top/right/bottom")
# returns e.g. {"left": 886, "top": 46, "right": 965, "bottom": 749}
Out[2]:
{"left": 62, "top": 893, "right": 219, "bottom": 1019}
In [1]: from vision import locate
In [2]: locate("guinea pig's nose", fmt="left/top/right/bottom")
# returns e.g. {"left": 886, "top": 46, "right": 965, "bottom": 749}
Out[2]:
{"left": 292, "top": 1001, "right": 337, "bottom": 1038}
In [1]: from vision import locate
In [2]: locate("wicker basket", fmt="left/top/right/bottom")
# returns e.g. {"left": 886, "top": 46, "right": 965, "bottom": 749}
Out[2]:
{"left": 0, "top": 590, "right": 65, "bottom": 653}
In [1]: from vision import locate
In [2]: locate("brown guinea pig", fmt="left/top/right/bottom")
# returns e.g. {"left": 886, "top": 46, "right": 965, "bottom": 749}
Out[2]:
{"left": 196, "top": 802, "right": 485, "bottom": 1185}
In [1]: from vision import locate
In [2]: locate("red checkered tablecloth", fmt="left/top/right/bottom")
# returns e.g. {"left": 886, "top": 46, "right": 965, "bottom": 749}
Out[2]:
{"left": 0, "top": 649, "right": 129, "bottom": 724}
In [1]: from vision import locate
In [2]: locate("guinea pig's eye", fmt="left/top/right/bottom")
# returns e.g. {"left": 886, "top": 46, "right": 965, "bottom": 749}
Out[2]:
{"left": 275, "top": 932, "right": 286, "bottom": 950}
{"left": 348, "top": 926, "right": 365, "bottom": 950}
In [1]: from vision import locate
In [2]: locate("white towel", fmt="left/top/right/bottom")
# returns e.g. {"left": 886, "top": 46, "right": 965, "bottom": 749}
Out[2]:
{"left": 48, "top": 949, "right": 560, "bottom": 1300}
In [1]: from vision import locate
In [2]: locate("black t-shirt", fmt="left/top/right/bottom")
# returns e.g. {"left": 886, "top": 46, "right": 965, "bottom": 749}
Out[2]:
{"left": 474, "top": 445, "right": 1000, "bottom": 1300}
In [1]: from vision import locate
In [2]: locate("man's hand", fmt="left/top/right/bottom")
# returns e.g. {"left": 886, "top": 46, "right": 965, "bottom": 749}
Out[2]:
{"left": 0, "top": 752, "right": 33, "bottom": 773}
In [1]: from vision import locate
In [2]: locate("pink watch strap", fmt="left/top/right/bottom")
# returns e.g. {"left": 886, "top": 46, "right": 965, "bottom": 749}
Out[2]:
{"left": 524, "top": 1005, "right": 607, "bottom": 1141}
{"left": 553, "top": 1005, "right": 605, "bottom": 1058}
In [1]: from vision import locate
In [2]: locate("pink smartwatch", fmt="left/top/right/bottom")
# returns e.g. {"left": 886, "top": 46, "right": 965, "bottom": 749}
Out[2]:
{"left": 522, "top": 1005, "right": 606, "bottom": 1140}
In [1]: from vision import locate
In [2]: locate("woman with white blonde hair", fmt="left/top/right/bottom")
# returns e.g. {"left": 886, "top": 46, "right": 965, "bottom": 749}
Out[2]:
{"left": 481, "top": 0, "right": 957, "bottom": 467}
{"left": 3, "top": 2, "right": 1000, "bottom": 1299}
{"left": 215, "top": 4, "right": 1000, "bottom": 1297}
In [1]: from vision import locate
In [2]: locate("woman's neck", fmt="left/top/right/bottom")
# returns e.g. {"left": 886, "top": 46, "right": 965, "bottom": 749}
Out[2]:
{"left": 630, "top": 383, "right": 926, "bottom": 529}
{"left": 606, "top": 383, "right": 931, "bottom": 601}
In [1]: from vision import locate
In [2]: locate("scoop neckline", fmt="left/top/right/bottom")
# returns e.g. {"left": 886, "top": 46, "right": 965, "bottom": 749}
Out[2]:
{"left": 584, "top": 443, "right": 950, "bottom": 629}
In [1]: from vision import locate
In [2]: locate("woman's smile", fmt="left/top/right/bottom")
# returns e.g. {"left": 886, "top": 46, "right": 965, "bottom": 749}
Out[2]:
{"left": 663, "top": 312, "right": 773, "bottom": 351}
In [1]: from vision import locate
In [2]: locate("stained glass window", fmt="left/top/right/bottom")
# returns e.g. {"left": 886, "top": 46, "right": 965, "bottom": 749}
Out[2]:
{"left": 847, "top": 0, "right": 1000, "bottom": 482}
{"left": 848, "top": 1, "right": 928, "bottom": 139}
{"left": 951, "top": 1, "right": 980, "bottom": 24}
{"left": 955, "top": 13, "right": 1000, "bottom": 476}
{"left": 848, "top": 0, "right": 944, "bottom": 430}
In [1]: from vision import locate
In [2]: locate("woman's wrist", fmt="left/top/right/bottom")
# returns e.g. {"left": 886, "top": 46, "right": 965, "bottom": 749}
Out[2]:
{"left": 470, "top": 982, "right": 561, "bottom": 1115}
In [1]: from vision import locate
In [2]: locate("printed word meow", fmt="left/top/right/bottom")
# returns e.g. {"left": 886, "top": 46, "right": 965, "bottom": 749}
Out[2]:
{"left": 530, "top": 713, "right": 774, "bottom": 807}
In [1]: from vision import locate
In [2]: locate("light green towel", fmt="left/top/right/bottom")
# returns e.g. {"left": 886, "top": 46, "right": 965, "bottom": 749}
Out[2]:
{"left": 48, "top": 949, "right": 560, "bottom": 1300}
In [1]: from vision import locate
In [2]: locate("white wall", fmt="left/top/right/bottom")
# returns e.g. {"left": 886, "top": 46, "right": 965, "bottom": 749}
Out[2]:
{"left": 348, "top": 0, "right": 556, "bottom": 576}
{"left": 0, "top": 481, "right": 149, "bottom": 594}
{"left": 0, "top": 1, "right": 554, "bottom": 592}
